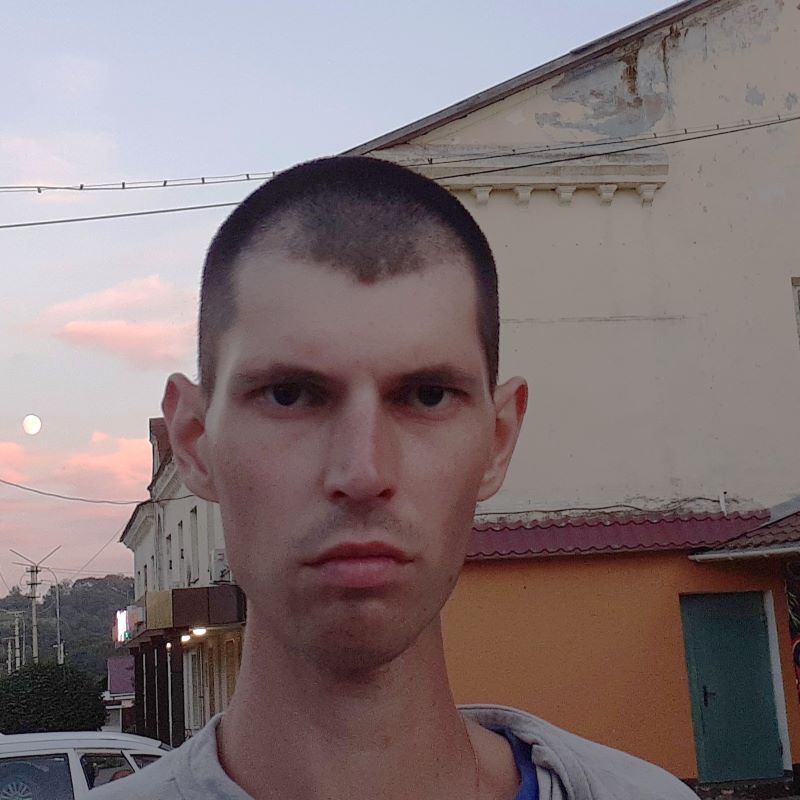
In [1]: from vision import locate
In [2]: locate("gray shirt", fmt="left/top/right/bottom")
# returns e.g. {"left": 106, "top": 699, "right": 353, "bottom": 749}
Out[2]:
{"left": 93, "top": 704, "right": 696, "bottom": 799}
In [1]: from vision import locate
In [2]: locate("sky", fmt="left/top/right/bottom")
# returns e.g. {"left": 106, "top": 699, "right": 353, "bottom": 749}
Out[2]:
{"left": 0, "top": 0, "right": 672, "bottom": 595}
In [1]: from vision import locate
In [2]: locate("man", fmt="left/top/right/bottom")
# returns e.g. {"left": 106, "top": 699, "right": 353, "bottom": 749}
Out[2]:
{"left": 97, "top": 157, "right": 696, "bottom": 799}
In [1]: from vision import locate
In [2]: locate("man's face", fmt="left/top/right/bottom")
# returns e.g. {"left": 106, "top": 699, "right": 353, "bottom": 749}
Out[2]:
{"left": 186, "top": 252, "right": 512, "bottom": 673}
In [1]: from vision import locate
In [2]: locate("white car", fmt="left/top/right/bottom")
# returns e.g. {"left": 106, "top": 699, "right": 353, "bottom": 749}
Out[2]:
{"left": 0, "top": 731, "right": 169, "bottom": 799}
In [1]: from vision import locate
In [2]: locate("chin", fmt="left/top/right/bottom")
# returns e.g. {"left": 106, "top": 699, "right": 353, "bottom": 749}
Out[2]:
{"left": 305, "top": 608, "right": 436, "bottom": 677}
{"left": 309, "top": 634, "right": 418, "bottom": 678}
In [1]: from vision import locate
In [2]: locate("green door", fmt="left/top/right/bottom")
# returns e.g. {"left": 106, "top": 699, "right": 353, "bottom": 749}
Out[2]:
{"left": 680, "top": 592, "right": 784, "bottom": 783}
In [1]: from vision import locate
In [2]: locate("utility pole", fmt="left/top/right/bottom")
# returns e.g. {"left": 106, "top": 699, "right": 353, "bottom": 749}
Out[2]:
{"left": 0, "top": 610, "right": 23, "bottom": 671}
{"left": 10, "top": 546, "right": 61, "bottom": 666}
{"left": 41, "top": 567, "right": 63, "bottom": 664}
{"left": 13, "top": 613, "right": 20, "bottom": 670}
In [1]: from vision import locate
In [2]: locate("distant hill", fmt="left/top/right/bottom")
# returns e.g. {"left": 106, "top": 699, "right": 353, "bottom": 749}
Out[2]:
{"left": 0, "top": 574, "right": 134, "bottom": 684}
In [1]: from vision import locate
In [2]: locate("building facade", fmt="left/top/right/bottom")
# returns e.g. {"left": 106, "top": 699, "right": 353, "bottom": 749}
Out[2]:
{"left": 116, "top": 419, "right": 245, "bottom": 746}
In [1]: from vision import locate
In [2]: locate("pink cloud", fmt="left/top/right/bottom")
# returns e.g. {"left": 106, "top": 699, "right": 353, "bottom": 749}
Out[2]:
{"left": 58, "top": 319, "right": 194, "bottom": 369}
{"left": 61, "top": 437, "right": 151, "bottom": 500}
{"left": 0, "top": 442, "right": 30, "bottom": 483}
{"left": 0, "top": 436, "right": 152, "bottom": 589}
{"left": 45, "top": 275, "right": 194, "bottom": 319}
{"left": 41, "top": 275, "right": 197, "bottom": 370}
{"left": 91, "top": 431, "right": 110, "bottom": 444}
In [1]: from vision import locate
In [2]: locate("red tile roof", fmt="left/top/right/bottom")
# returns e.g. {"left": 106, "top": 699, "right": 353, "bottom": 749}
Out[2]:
{"left": 711, "top": 510, "right": 800, "bottom": 552}
{"left": 467, "top": 509, "right": 768, "bottom": 560}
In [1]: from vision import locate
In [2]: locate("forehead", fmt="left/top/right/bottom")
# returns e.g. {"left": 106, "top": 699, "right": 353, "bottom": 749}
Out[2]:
{"left": 217, "top": 253, "right": 485, "bottom": 382}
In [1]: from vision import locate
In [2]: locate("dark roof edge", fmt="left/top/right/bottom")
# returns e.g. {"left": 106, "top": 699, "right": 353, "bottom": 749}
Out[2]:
{"left": 344, "top": 0, "right": 720, "bottom": 156}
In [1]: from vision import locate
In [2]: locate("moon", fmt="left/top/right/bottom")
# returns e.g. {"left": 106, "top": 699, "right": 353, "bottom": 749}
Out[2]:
{"left": 22, "top": 414, "right": 42, "bottom": 436}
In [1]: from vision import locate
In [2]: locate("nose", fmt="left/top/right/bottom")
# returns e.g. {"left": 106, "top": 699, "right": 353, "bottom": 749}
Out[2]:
{"left": 323, "top": 390, "right": 396, "bottom": 505}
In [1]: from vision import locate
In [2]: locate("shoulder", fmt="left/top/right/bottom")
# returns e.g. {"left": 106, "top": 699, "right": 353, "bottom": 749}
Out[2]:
{"left": 461, "top": 704, "right": 697, "bottom": 800}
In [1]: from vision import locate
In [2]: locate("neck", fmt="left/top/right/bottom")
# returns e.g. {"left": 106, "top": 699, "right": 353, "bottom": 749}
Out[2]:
{"left": 218, "top": 608, "right": 476, "bottom": 800}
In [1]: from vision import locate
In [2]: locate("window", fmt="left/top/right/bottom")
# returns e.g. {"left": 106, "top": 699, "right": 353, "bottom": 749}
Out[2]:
{"left": 188, "top": 648, "right": 205, "bottom": 731}
{"left": 143, "top": 563, "right": 148, "bottom": 592}
{"left": 224, "top": 638, "right": 238, "bottom": 706}
{"left": 131, "top": 753, "right": 161, "bottom": 769}
{"left": 190, "top": 506, "right": 200, "bottom": 585}
{"left": 177, "top": 520, "right": 185, "bottom": 585}
{"left": 79, "top": 752, "right": 133, "bottom": 789}
{"left": 207, "top": 642, "right": 217, "bottom": 718}
{"left": 165, "top": 533, "right": 173, "bottom": 576}
{"left": 207, "top": 505, "right": 217, "bottom": 580}
{"left": 0, "top": 753, "right": 75, "bottom": 799}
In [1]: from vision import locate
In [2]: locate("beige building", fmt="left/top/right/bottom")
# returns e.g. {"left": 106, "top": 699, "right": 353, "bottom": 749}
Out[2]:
{"left": 117, "top": 419, "right": 245, "bottom": 745}
{"left": 349, "top": 0, "right": 800, "bottom": 521}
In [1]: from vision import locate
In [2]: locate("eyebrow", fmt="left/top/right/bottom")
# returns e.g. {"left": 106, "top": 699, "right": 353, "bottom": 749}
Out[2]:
{"left": 228, "top": 363, "right": 483, "bottom": 394}
{"left": 229, "top": 364, "right": 335, "bottom": 394}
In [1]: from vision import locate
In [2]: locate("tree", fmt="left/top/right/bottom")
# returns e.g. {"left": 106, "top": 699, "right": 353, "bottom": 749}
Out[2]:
{"left": 0, "top": 574, "right": 134, "bottom": 683}
{"left": 0, "top": 662, "right": 106, "bottom": 733}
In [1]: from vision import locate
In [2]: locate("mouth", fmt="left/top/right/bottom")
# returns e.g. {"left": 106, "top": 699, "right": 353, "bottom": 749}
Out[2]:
{"left": 304, "top": 541, "right": 414, "bottom": 589}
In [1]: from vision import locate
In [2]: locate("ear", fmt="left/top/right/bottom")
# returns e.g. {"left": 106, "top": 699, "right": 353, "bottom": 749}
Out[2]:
{"left": 162, "top": 373, "right": 219, "bottom": 502}
{"left": 477, "top": 377, "right": 528, "bottom": 502}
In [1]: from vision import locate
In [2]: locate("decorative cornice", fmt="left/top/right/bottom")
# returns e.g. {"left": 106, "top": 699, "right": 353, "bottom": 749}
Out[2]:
{"left": 595, "top": 184, "right": 618, "bottom": 204}
{"left": 121, "top": 502, "right": 155, "bottom": 551}
{"left": 555, "top": 185, "right": 577, "bottom": 206}
{"left": 151, "top": 460, "right": 183, "bottom": 502}
{"left": 470, "top": 186, "right": 492, "bottom": 205}
{"left": 376, "top": 144, "right": 668, "bottom": 207}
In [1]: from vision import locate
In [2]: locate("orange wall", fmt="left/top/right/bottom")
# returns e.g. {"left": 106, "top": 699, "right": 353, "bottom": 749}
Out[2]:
{"left": 441, "top": 552, "right": 800, "bottom": 780}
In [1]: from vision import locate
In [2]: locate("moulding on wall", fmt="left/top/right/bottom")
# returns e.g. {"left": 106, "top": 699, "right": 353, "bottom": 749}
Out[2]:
{"left": 375, "top": 143, "right": 669, "bottom": 206}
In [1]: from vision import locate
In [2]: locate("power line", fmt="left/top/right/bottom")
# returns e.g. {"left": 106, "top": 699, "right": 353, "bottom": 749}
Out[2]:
{"left": 1, "top": 112, "right": 797, "bottom": 231}
{"left": 0, "top": 201, "right": 240, "bottom": 231}
{"left": 424, "top": 113, "right": 800, "bottom": 181}
{"left": 0, "top": 171, "right": 276, "bottom": 195}
{"left": 0, "top": 476, "right": 197, "bottom": 508}
{"left": 399, "top": 111, "right": 799, "bottom": 168}
{"left": 0, "top": 112, "right": 790, "bottom": 195}
{"left": 0, "top": 477, "right": 141, "bottom": 505}
{"left": 40, "top": 566, "right": 132, "bottom": 577}
{"left": 65, "top": 523, "right": 128, "bottom": 579}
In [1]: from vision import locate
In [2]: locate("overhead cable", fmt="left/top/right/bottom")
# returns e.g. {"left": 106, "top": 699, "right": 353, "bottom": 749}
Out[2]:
{"left": 0, "top": 171, "right": 276, "bottom": 195}
{"left": 399, "top": 111, "right": 800, "bottom": 168}
{"left": 0, "top": 201, "right": 240, "bottom": 231}
{"left": 0, "top": 112, "right": 793, "bottom": 195}
{"left": 2, "top": 112, "right": 798, "bottom": 231}
{"left": 0, "top": 476, "right": 141, "bottom": 505}
{"left": 428, "top": 112, "right": 800, "bottom": 180}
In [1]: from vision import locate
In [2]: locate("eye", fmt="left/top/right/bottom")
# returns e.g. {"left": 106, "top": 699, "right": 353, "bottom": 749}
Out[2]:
{"left": 272, "top": 384, "right": 302, "bottom": 406}
{"left": 263, "top": 383, "right": 323, "bottom": 408}
{"left": 415, "top": 385, "right": 446, "bottom": 407}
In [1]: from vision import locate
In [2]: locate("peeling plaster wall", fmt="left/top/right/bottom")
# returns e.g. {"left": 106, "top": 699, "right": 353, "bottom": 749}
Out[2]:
{"left": 383, "top": 0, "right": 800, "bottom": 512}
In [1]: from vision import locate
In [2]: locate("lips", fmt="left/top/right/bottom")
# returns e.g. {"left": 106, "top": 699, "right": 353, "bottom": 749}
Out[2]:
{"left": 308, "top": 541, "right": 413, "bottom": 565}
{"left": 305, "top": 541, "right": 413, "bottom": 589}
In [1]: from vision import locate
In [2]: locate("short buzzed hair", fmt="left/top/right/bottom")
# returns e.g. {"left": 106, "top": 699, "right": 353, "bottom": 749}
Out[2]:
{"left": 199, "top": 156, "right": 499, "bottom": 393}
